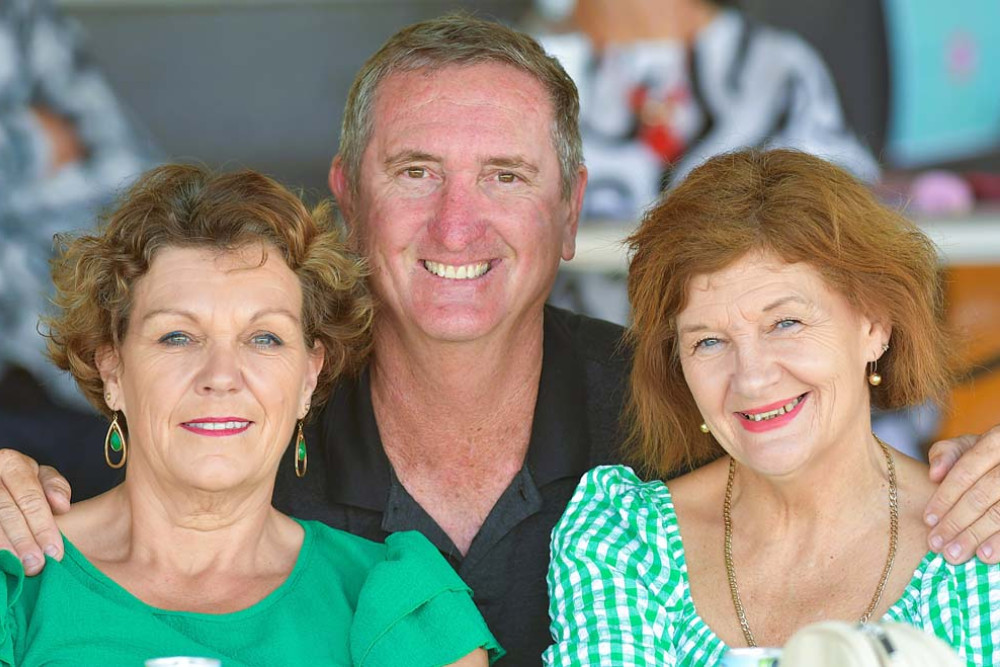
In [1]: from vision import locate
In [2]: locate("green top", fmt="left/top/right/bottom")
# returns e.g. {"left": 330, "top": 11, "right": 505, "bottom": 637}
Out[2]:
{"left": 545, "top": 465, "right": 1000, "bottom": 666}
{"left": 0, "top": 519, "right": 502, "bottom": 666}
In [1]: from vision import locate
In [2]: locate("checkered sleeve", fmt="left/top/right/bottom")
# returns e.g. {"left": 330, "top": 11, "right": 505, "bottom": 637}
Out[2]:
{"left": 544, "top": 466, "right": 677, "bottom": 666}
{"left": 888, "top": 551, "right": 1000, "bottom": 666}
{"left": 919, "top": 556, "right": 1000, "bottom": 666}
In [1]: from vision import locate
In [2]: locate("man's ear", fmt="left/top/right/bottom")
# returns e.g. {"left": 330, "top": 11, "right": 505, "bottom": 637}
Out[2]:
{"left": 561, "top": 166, "right": 588, "bottom": 262}
{"left": 329, "top": 155, "right": 353, "bottom": 218}
{"left": 95, "top": 345, "right": 122, "bottom": 411}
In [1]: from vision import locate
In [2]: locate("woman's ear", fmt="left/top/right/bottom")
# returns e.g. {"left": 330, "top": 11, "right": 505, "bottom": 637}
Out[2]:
{"left": 301, "top": 341, "right": 325, "bottom": 419}
{"left": 95, "top": 345, "right": 122, "bottom": 410}
{"left": 862, "top": 315, "right": 893, "bottom": 361}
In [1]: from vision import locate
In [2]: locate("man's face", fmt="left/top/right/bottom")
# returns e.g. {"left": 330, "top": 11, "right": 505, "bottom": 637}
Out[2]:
{"left": 332, "top": 63, "right": 585, "bottom": 346}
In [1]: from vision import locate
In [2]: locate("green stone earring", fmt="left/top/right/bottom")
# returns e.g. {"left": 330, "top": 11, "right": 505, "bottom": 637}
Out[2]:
{"left": 104, "top": 411, "right": 127, "bottom": 469}
{"left": 294, "top": 420, "right": 308, "bottom": 478}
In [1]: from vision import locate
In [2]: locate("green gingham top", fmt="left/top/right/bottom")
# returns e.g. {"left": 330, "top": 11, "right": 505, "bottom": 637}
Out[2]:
{"left": 544, "top": 465, "right": 1000, "bottom": 666}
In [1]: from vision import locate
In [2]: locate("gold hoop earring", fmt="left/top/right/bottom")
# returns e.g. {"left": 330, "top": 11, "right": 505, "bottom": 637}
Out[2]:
{"left": 294, "top": 420, "right": 307, "bottom": 478}
{"left": 104, "top": 411, "right": 127, "bottom": 469}
{"left": 700, "top": 423, "right": 711, "bottom": 434}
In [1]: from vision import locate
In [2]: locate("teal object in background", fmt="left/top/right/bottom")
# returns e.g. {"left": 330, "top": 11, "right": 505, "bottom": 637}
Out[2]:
{"left": 883, "top": 0, "right": 1000, "bottom": 166}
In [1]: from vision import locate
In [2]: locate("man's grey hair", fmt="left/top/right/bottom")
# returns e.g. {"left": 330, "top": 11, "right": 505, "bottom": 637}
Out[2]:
{"left": 338, "top": 13, "right": 584, "bottom": 201}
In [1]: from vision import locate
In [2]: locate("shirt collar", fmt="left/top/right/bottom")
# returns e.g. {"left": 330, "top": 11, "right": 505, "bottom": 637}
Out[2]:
{"left": 319, "top": 305, "right": 595, "bottom": 511}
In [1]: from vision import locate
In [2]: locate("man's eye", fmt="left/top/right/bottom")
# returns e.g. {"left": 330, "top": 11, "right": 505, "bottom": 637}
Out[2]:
{"left": 159, "top": 332, "right": 191, "bottom": 346}
{"left": 497, "top": 172, "right": 518, "bottom": 184}
{"left": 251, "top": 333, "right": 283, "bottom": 348}
{"left": 404, "top": 167, "right": 426, "bottom": 179}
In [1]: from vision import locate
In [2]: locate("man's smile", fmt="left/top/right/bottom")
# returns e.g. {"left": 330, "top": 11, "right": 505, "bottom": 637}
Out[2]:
{"left": 422, "top": 259, "right": 493, "bottom": 280}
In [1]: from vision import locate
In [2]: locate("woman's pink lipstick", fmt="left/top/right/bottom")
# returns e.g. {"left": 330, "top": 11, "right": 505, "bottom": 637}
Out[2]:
{"left": 181, "top": 417, "right": 252, "bottom": 437}
{"left": 735, "top": 394, "right": 808, "bottom": 433}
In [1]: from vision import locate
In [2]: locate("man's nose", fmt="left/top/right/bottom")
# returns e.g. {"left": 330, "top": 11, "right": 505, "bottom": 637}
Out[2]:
{"left": 428, "top": 178, "right": 485, "bottom": 251}
{"left": 195, "top": 345, "right": 245, "bottom": 396}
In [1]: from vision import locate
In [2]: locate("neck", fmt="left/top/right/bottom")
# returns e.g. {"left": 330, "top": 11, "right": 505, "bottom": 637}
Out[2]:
{"left": 96, "top": 466, "right": 285, "bottom": 574}
{"left": 369, "top": 311, "right": 544, "bottom": 463}
{"left": 632, "top": 0, "right": 721, "bottom": 44}
{"left": 729, "top": 425, "right": 890, "bottom": 540}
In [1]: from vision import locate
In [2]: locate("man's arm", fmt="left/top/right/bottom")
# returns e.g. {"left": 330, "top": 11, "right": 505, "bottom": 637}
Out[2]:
{"left": 923, "top": 426, "right": 1000, "bottom": 564}
{"left": 0, "top": 451, "right": 71, "bottom": 575}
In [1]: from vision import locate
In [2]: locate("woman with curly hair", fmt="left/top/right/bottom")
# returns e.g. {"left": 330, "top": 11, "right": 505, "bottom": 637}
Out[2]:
{"left": 0, "top": 165, "right": 499, "bottom": 666}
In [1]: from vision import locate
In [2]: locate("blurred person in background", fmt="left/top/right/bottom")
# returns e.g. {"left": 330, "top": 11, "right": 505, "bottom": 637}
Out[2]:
{"left": 535, "top": 0, "right": 878, "bottom": 323}
{"left": 0, "top": 0, "right": 157, "bottom": 498}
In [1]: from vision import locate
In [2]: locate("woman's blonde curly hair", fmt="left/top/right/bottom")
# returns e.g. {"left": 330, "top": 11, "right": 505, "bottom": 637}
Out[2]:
{"left": 44, "top": 164, "right": 373, "bottom": 418}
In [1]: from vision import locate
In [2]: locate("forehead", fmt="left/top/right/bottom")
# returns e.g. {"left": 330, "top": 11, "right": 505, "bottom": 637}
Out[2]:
{"left": 681, "top": 253, "right": 834, "bottom": 316}
{"left": 133, "top": 245, "right": 301, "bottom": 309}
{"left": 367, "top": 62, "right": 556, "bottom": 155}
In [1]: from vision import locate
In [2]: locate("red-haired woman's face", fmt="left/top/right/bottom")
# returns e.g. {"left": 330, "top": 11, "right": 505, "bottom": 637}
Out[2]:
{"left": 675, "top": 252, "right": 890, "bottom": 477}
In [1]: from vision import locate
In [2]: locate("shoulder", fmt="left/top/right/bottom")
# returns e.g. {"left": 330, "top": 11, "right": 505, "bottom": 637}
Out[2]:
{"left": 349, "top": 530, "right": 503, "bottom": 665}
{"left": 553, "top": 465, "right": 675, "bottom": 557}
{"left": 298, "top": 519, "right": 386, "bottom": 574}
{"left": 543, "top": 305, "right": 628, "bottom": 367}
{"left": 890, "top": 551, "right": 1000, "bottom": 660}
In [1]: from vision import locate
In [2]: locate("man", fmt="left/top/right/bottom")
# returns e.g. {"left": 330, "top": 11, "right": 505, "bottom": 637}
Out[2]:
{"left": 2, "top": 14, "right": 1000, "bottom": 665}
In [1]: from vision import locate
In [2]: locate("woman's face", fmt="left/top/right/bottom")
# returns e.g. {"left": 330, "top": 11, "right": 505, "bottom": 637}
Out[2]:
{"left": 99, "top": 245, "right": 323, "bottom": 493}
{"left": 676, "top": 252, "right": 889, "bottom": 476}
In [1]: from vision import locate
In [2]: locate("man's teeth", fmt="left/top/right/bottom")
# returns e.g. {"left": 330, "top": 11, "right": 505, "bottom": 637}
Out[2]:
{"left": 423, "top": 260, "right": 490, "bottom": 280}
{"left": 741, "top": 396, "right": 803, "bottom": 422}
{"left": 187, "top": 421, "right": 249, "bottom": 431}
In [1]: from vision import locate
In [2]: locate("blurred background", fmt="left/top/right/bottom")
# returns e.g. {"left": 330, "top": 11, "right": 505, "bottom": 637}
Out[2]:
{"left": 2, "top": 0, "right": 998, "bottom": 496}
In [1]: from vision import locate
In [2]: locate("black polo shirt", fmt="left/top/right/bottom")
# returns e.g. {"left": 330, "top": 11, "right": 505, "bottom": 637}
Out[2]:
{"left": 273, "top": 306, "right": 629, "bottom": 665}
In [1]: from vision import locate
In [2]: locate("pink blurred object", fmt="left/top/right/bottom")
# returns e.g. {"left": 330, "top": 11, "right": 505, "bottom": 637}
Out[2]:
{"left": 909, "top": 170, "right": 975, "bottom": 214}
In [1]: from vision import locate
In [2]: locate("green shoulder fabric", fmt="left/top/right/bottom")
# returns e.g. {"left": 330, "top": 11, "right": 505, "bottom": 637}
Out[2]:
{"left": 0, "top": 551, "right": 24, "bottom": 667}
{"left": 350, "top": 530, "right": 504, "bottom": 666}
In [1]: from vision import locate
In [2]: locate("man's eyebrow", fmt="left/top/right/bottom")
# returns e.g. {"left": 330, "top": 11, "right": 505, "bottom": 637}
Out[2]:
{"left": 762, "top": 295, "right": 808, "bottom": 312}
{"left": 483, "top": 156, "right": 539, "bottom": 174}
{"left": 384, "top": 150, "right": 439, "bottom": 169}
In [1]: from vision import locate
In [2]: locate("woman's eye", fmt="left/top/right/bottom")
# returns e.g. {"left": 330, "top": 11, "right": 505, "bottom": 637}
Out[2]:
{"left": 251, "top": 333, "right": 283, "bottom": 348}
{"left": 694, "top": 337, "right": 721, "bottom": 351}
{"left": 158, "top": 332, "right": 191, "bottom": 346}
{"left": 404, "top": 166, "right": 426, "bottom": 179}
{"left": 774, "top": 318, "right": 801, "bottom": 330}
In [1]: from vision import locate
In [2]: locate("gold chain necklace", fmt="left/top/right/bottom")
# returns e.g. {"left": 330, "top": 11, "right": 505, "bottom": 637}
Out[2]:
{"left": 722, "top": 435, "right": 899, "bottom": 647}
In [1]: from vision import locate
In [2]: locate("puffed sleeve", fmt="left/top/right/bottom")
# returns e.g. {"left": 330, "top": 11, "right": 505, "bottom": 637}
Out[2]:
{"left": 350, "top": 531, "right": 504, "bottom": 666}
{"left": 544, "top": 466, "right": 678, "bottom": 666}
{"left": 0, "top": 551, "right": 24, "bottom": 666}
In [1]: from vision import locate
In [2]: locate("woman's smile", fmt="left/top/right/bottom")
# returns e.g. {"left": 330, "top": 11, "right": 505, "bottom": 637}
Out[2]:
{"left": 735, "top": 393, "right": 808, "bottom": 433}
{"left": 181, "top": 418, "right": 254, "bottom": 437}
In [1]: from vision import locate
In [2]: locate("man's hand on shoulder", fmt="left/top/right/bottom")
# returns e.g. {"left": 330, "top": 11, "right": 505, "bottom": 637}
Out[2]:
{"left": 0, "top": 450, "right": 71, "bottom": 575}
{"left": 923, "top": 425, "right": 1000, "bottom": 564}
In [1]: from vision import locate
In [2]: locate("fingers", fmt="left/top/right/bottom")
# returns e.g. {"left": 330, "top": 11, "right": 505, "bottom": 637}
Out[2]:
{"left": 0, "top": 450, "right": 65, "bottom": 574}
{"left": 924, "top": 428, "right": 1000, "bottom": 563}
{"left": 926, "top": 434, "right": 977, "bottom": 483}
{"left": 39, "top": 466, "right": 72, "bottom": 514}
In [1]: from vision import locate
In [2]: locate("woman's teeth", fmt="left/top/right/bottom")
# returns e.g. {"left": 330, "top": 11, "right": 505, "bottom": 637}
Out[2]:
{"left": 423, "top": 260, "right": 490, "bottom": 280}
{"left": 740, "top": 395, "right": 804, "bottom": 422}
{"left": 186, "top": 421, "right": 249, "bottom": 431}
